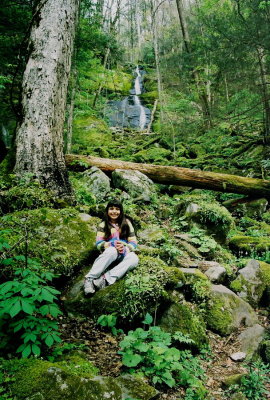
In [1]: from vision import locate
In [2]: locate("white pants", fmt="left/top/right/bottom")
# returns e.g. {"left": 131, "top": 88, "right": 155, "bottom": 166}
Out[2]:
{"left": 85, "top": 246, "right": 139, "bottom": 285}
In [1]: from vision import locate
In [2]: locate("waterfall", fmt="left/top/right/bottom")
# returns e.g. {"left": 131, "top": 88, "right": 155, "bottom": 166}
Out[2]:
{"left": 106, "top": 65, "right": 151, "bottom": 131}
{"left": 135, "top": 66, "right": 142, "bottom": 95}
{"left": 134, "top": 95, "right": 146, "bottom": 130}
{"left": 133, "top": 66, "right": 146, "bottom": 130}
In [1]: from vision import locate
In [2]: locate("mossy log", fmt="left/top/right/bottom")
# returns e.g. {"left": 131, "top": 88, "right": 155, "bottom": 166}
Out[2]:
{"left": 65, "top": 154, "right": 270, "bottom": 197}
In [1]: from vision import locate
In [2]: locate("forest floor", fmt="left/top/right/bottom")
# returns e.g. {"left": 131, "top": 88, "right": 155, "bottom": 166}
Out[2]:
{"left": 59, "top": 310, "right": 270, "bottom": 400}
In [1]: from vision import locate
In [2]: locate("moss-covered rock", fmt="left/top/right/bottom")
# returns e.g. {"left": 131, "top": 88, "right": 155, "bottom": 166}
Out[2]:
{"left": 0, "top": 182, "right": 61, "bottom": 214}
{"left": 223, "top": 198, "right": 268, "bottom": 219}
{"left": 137, "top": 224, "right": 166, "bottom": 245}
{"left": 230, "top": 260, "right": 270, "bottom": 307}
{"left": 133, "top": 147, "right": 171, "bottom": 164}
{"left": 175, "top": 193, "right": 234, "bottom": 241}
{"left": 159, "top": 301, "right": 208, "bottom": 350}
{"left": 205, "top": 285, "right": 258, "bottom": 336}
{"left": 64, "top": 256, "right": 185, "bottom": 324}
{"left": 1, "top": 208, "right": 98, "bottom": 276}
{"left": 6, "top": 358, "right": 157, "bottom": 400}
{"left": 229, "top": 235, "right": 270, "bottom": 256}
{"left": 222, "top": 373, "right": 247, "bottom": 387}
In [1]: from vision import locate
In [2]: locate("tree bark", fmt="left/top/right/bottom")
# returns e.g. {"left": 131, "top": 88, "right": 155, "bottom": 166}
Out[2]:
{"left": 14, "top": 0, "right": 79, "bottom": 198}
{"left": 65, "top": 154, "right": 270, "bottom": 197}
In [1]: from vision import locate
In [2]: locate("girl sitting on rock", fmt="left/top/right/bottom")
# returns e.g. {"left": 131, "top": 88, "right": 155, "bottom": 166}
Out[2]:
{"left": 84, "top": 199, "right": 139, "bottom": 295}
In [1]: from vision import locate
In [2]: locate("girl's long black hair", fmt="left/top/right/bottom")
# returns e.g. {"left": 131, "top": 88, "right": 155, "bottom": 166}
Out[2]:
{"left": 104, "top": 199, "right": 130, "bottom": 240}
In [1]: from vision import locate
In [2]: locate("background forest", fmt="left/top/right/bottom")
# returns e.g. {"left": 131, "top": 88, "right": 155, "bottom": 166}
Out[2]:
{"left": 0, "top": 1, "right": 270, "bottom": 400}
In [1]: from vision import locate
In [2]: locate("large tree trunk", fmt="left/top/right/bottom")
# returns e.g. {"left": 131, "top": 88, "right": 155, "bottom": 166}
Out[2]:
{"left": 65, "top": 154, "right": 270, "bottom": 197}
{"left": 14, "top": 0, "right": 79, "bottom": 198}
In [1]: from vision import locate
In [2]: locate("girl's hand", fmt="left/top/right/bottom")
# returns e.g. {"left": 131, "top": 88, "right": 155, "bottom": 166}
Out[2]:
{"left": 115, "top": 241, "right": 125, "bottom": 253}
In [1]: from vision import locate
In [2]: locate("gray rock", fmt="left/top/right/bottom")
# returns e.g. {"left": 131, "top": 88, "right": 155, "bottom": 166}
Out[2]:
{"left": 237, "top": 324, "right": 265, "bottom": 360}
{"left": 185, "top": 203, "right": 200, "bottom": 215}
{"left": 230, "top": 352, "right": 246, "bottom": 362}
{"left": 83, "top": 166, "right": 111, "bottom": 202}
{"left": 205, "top": 265, "right": 227, "bottom": 283}
{"left": 197, "top": 260, "right": 224, "bottom": 272}
{"left": 206, "top": 285, "right": 258, "bottom": 335}
{"left": 112, "top": 169, "right": 155, "bottom": 202}
{"left": 231, "top": 259, "right": 266, "bottom": 307}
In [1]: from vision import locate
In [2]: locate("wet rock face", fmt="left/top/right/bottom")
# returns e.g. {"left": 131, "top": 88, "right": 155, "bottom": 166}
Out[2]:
{"left": 106, "top": 66, "right": 152, "bottom": 131}
{"left": 107, "top": 96, "right": 151, "bottom": 130}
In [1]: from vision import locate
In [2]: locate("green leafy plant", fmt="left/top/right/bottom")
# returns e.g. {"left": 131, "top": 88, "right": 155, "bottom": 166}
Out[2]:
{"left": 47, "top": 342, "right": 88, "bottom": 362}
{"left": 241, "top": 361, "right": 270, "bottom": 400}
{"left": 0, "top": 244, "right": 62, "bottom": 358}
{"left": 97, "top": 314, "right": 123, "bottom": 336}
{"left": 189, "top": 227, "right": 218, "bottom": 255}
{"left": 119, "top": 314, "right": 206, "bottom": 392}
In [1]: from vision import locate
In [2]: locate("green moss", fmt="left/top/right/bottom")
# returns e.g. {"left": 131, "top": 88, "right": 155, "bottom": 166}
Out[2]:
{"left": 260, "top": 261, "right": 270, "bottom": 286}
{"left": 102, "top": 69, "right": 133, "bottom": 94}
{"left": 229, "top": 235, "right": 270, "bottom": 254}
{"left": 133, "top": 147, "right": 172, "bottom": 164}
{"left": 1, "top": 208, "right": 98, "bottom": 276}
{"left": 222, "top": 374, "right": 247, "bottom": 387}
{"left": 205, "top": 296, "right": 233, "bottom": 335}
{"left": 159, "top": 302, "right": 208, "bottom": 350}
{"left": 230, "top": 279, "right": 244, "bottom": 293}
{"left": 7, "top": 358, "right": 122, "bottom": 400}
{"left": 65, "top": 256, "right": 185, "bottom": 324}
{"left": 175, "top": 193, "right": 234, "bottom": 239}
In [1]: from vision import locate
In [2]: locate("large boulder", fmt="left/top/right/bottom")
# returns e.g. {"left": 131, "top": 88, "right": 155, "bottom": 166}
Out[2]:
{"left": 82, "top": 167, "right": 111, "bottom": 202}
{"left": 7, "top": 358, "right": 157, "bottom": 400}
{"left": 159, "top": 301, "right": 208, "bottom": 350}
{"left": 64, "top": 256, "right": 185, "bottom": 324}
{"left": 230, "top": 259, "right": 270, "bottom": 307}
{"left": 0, "top": 208, "right": 98, "bottom": 276}
{"left": 205, "top": 285, "right": 258, "bottom": 336}
{"left": 112, "top": 169, "right": 155, "bottom": 202}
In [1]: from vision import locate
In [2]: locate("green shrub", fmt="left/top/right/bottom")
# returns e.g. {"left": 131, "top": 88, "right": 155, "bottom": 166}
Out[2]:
{"left": 0, "top": 234, "right": 62, "bottom": 358}
{"left": 119, "top": 314, "right": 206, "bottom": 395}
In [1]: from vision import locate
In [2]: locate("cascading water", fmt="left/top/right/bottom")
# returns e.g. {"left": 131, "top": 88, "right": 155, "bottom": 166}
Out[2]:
{"left": 106, "top": 65, "right": 151, "bottom": 131}
{"left": 133, "top": 66, "right": 147, "bottom": 130}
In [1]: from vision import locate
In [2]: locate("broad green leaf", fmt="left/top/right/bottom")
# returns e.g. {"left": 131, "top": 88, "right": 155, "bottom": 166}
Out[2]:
{"left": 45, "top": 334, "right": 54, "bottom": 347}
{"left": 22, "top": 344, "right": 31, "bottom": 358}
{"left": 0, "top": 281, "right": 13, "bottom": 295}
{"left": 9, "top": 300, "right": 21, "bottom": 318}
{"left": 142, "top": 313, "right": 153, "bottom": 325}
{"left": 122, "top": 352, "right": 142, "bottom": 367}
{"left": 21, "top": 299, "right": 34, "bottom": 315}
{"left": 32, "top": 344, "right": 41, "bottom": 356}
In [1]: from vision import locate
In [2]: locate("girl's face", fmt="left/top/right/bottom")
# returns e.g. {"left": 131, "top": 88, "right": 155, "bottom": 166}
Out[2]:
{"left": 107, "top": 206, "right": 121, "bottom": 222}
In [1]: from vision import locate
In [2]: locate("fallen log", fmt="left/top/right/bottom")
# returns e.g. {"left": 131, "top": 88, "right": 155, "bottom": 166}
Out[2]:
{"left": 65, "top": 154, "right": 270, "bottom": 197}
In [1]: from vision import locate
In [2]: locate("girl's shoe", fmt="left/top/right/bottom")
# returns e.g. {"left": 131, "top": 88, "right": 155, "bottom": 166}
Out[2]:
{"left": 93, "top": 275, "right": 107, "bottom": 289}
{"left": 84, "top": 278, "right": 95, "bottom": 295}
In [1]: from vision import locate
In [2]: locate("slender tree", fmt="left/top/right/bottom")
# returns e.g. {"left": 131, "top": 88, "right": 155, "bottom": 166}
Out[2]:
{"left": 15, "top": 0, "right": 80, "bottom": 197}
